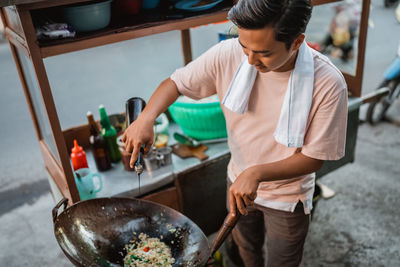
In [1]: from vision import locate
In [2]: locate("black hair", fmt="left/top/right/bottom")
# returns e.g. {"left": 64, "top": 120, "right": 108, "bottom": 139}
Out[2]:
{"left": 228, "top": 0, "right": 312, "bottom": 49}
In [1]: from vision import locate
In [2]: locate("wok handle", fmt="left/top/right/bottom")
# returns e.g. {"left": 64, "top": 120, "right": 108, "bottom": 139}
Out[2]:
{"left": 209, "top": 211, "right": 241, "bottom": 258}
{"left": 52, "top": 198, "right": 69, "bottom": 224}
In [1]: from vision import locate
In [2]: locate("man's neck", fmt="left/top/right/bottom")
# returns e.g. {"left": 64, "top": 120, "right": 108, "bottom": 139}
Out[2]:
{"left": 275, "top": 50, "right": 299, "bottom": 72}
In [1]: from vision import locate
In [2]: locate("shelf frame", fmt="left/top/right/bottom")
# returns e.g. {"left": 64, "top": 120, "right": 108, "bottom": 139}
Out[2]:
{"left": 0, "top": 0, "right": 370, "bottom": 204}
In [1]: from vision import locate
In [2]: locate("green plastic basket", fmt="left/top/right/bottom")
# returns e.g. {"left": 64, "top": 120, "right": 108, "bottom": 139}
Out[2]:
{"left": 168, "top": 101, "right": 227, "bottom": 140}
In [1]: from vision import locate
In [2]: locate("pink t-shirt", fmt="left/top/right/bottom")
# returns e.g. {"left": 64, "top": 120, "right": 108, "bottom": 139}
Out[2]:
{"left": 170, "top": 38, "right": 347, "bottom": 214}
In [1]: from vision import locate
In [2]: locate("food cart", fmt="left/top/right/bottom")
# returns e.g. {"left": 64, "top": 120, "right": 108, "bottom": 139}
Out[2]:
{"left": 0, "top": 0, "right": 383, "bottom": 237}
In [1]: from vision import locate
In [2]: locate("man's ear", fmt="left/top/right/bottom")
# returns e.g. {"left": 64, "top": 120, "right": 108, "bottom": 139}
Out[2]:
{"left": 292, "top": 33, "right": 305, "bottom": 51}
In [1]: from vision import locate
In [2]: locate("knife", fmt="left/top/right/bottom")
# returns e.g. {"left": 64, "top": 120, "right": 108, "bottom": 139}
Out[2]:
{"left": 173, "top": 132, "right": 227, "bottom": 146}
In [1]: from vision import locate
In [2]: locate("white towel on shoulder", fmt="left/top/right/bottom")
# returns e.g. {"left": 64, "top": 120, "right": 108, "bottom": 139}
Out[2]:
{"left": 222, "top": 41, "right": 314, "bottom": 147}
{"left": 221, "top": 58, "right": 257, "bottom": 114}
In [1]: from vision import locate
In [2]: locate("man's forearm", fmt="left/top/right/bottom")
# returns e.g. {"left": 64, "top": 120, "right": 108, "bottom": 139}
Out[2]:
{"left": 140, "top": 78, "right": 180, "bottom": 122}
{"left": 254, "top": 152, "right": 324, "bottom": 183}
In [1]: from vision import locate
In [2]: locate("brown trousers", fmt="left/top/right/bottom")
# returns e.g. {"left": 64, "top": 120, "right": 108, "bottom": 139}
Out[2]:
{"left": 226, "top": 179, "right": 310, "bottom": 267}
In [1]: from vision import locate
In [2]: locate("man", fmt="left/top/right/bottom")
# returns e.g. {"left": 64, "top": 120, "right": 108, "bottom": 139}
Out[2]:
{"left": 122, "top": 0, "right": 348, "bottom": 266}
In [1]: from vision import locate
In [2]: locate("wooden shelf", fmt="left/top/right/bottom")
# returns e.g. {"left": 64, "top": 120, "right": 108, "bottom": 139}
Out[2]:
{"left": 31, "top": 0, "right": 232, "bottom": 58}
{"left": 14, "top": 0, "right": 340, "bottom": 58}
{"left": 39, "top": 9, "right": 230, "bottom": 58}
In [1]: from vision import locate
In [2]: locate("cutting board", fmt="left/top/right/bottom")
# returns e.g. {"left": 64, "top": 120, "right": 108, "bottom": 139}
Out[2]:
{"left": 172, "top": 143, "right": 209, "bottom": 161}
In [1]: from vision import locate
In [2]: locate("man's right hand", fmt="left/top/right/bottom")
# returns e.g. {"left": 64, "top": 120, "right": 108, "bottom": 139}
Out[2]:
{"left": 121, "top": 114, "right": 155, "bottom": 168}
{"left": 121, "top": 78, "right": 181, "bottom": 168}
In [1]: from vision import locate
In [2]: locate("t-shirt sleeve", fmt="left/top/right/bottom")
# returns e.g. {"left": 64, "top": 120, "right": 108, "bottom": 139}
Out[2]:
{"left": 170, "top": 42, "right": 222, "bottom": 99}
{"left": 301, "top": 86, "right": 348, "bottom": 161}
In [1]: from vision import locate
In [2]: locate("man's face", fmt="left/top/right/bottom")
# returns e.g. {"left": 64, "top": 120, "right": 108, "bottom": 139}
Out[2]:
{"left": 238, "top": 26, "right": 301, "bottom": 73}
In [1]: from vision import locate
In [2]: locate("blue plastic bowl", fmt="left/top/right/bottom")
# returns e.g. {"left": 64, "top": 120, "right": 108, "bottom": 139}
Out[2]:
{"left": 63, "top": 0, "right": 112, "bottom": 33}
{"left": 142, "top": 0, "right": 160, "bottom": 9}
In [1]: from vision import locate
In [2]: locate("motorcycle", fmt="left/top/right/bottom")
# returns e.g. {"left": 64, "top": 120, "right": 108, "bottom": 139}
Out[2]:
{"left": 366, "top": 44, "right": 400, "bottom": 124}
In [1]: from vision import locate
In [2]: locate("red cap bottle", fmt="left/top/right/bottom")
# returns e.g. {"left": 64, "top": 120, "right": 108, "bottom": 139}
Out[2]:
{"left": 71, "top": 139, "right": 89, "bottom": 171}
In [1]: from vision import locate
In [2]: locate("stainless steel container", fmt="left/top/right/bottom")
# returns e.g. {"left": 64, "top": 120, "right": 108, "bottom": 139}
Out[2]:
{"left": 143, "top": 147, "right": 172, "bottom": 172}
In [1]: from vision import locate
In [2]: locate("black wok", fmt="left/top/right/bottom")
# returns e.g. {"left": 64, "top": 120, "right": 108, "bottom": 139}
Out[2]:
{"left": 52, "top": 197, "right": 210, "bottom": 266}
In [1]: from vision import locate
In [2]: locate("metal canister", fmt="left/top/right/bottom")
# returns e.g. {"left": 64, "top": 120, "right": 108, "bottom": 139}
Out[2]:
{"left": 157, "top": 146, "right": 172, "bottom": 166}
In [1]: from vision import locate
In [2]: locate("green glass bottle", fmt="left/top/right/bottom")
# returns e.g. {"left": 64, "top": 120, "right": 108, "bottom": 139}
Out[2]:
{"left": 99, "top": 104, "right": 121, "bottom": 163}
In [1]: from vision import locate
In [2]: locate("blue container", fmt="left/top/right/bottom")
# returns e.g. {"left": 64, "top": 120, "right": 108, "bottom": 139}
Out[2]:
{"left": 63, "top": 0, "right": 112, "bottom": 33}
{"left": 142, "top": 0, "right": 160, "bottom": 9}
{"left": 218, "top": 32, "right": 238, "bottom": 42}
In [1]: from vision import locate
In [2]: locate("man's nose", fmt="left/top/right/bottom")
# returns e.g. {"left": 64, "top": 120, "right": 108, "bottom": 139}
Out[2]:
{"left": 247, "top": 51, "right": 258, "bottom": 66}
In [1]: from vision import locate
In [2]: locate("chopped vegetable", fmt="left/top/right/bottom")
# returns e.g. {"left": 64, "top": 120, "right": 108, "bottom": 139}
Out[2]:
{"left": 123, "top": 233, "right": 175, "bottom": 267}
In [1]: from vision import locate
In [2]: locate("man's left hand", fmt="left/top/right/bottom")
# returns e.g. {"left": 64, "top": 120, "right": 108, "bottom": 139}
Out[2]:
{"left": 229, "top": 167, "right": 260, "bottom": 216}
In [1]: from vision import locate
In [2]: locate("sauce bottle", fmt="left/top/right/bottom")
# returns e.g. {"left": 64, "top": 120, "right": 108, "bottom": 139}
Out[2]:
{"left": 126, "top": 97, "right": 146, "bottom": 194}
{"left": 87, "top": 111, "right": 112, "bottom": 171}
{"left": 99, "top": 105, "right": 121, "bottom": 163}
{"left": 70, "top": 139, "right": 88, "bottom": 171}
